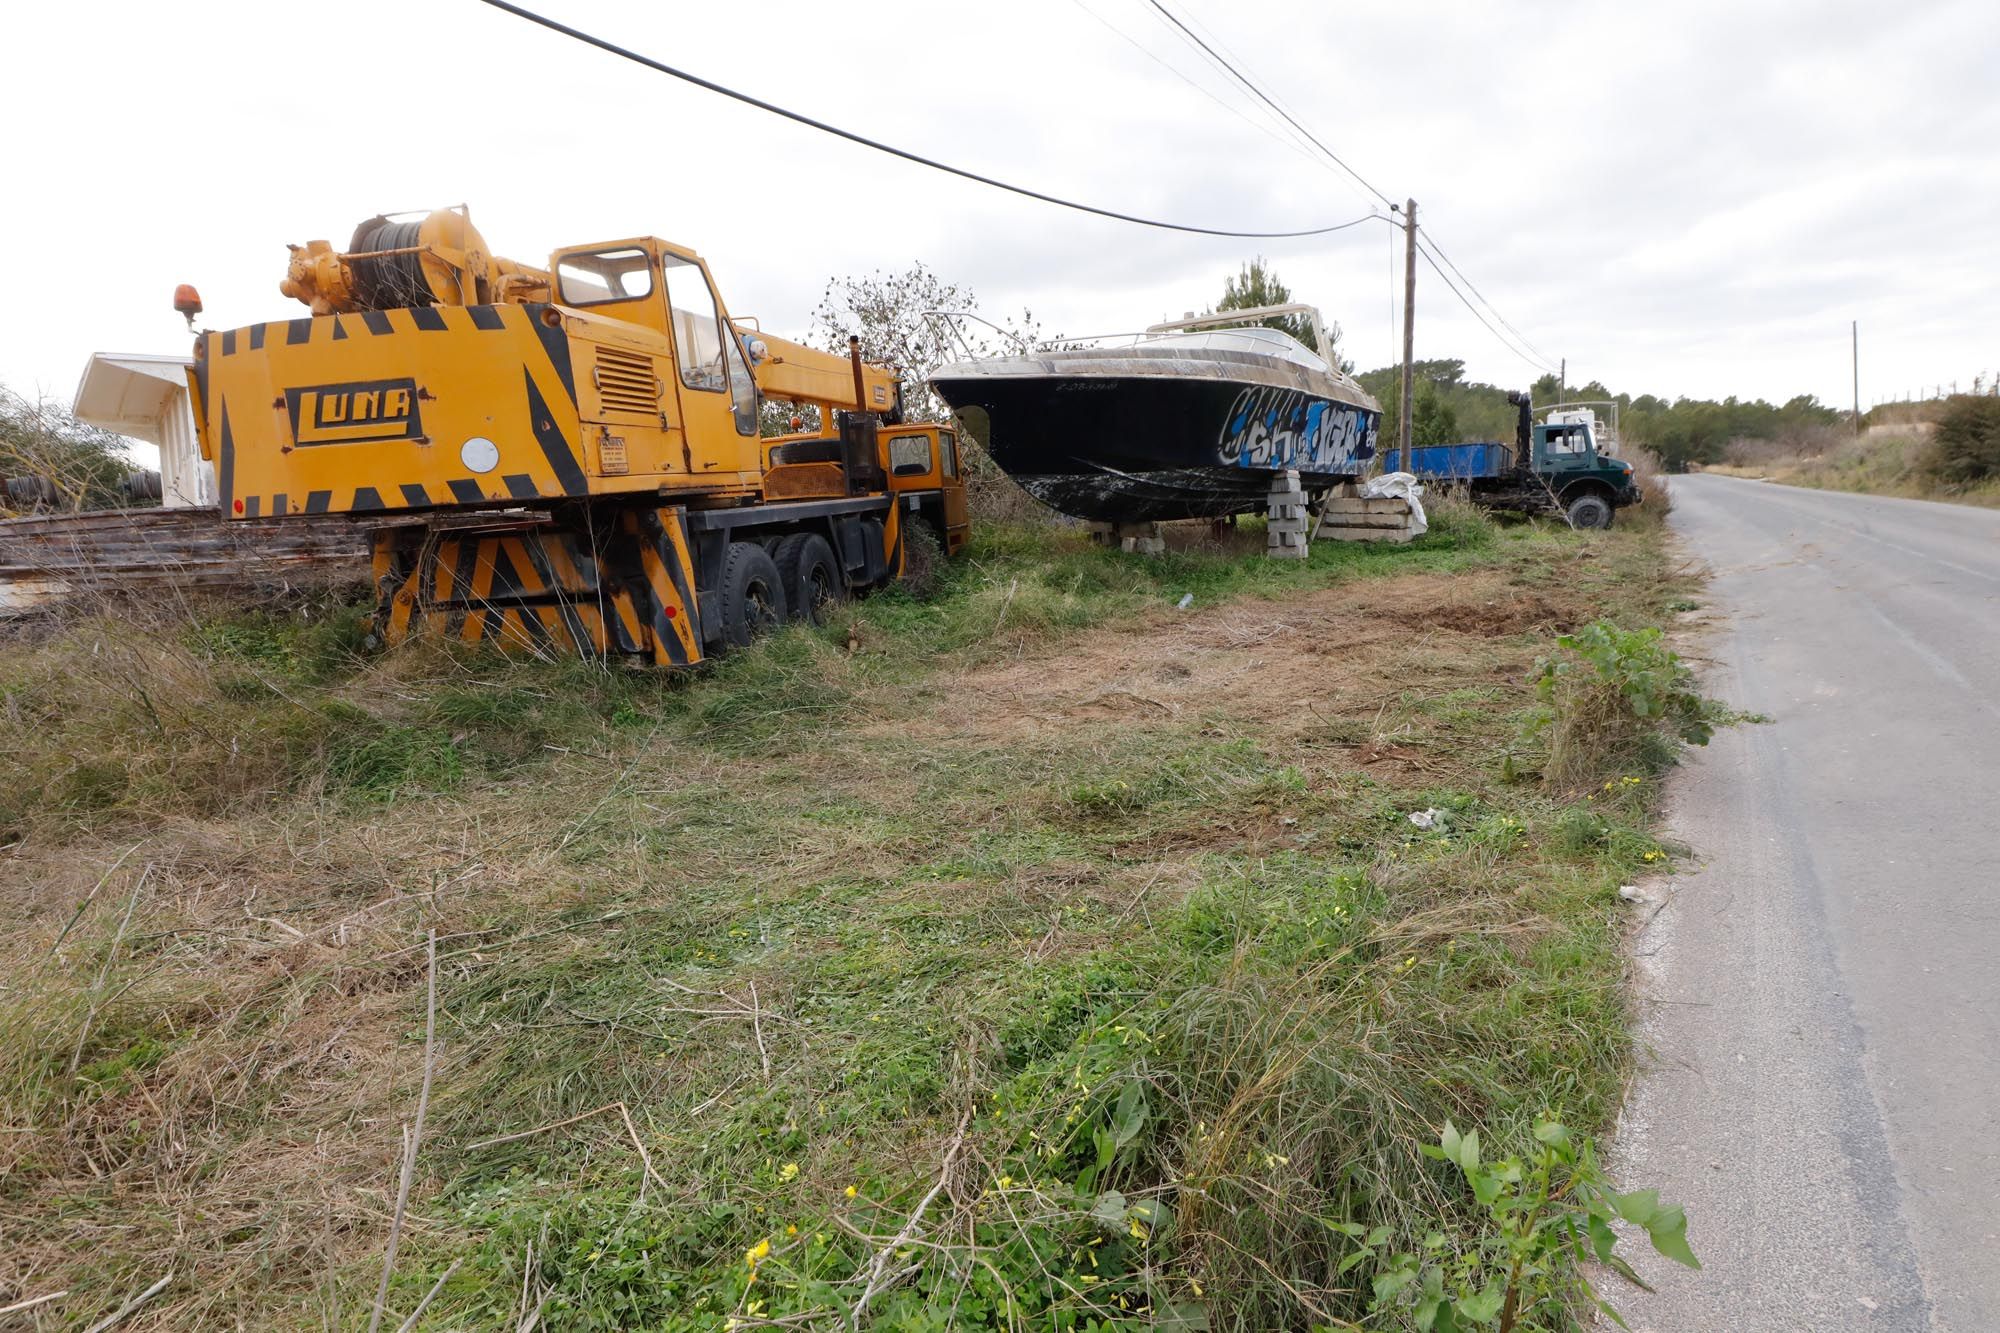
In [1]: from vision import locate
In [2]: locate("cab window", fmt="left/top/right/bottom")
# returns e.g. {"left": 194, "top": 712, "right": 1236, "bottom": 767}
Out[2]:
{"left": 888, "top": 434, "right": 934, "bottom": 476}
{"left": 662, "top": 255, "right": 728, "bottom": 393}
{"left": 556, "top": 248, "right": 654, "bottom": 306}
{"left": 938, "top": 430, "right": 959, "bottom": 479}
{"left": 1545, "top": 425, "right": 1589, "bottom": 456}
{"left": 723, "top": 323, "right": 757, "bottom": 436}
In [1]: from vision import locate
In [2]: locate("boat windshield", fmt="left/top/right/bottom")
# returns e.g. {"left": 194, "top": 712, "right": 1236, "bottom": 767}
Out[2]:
{"left": 1138, "top": 326, "right": 1329, "bottom": 372}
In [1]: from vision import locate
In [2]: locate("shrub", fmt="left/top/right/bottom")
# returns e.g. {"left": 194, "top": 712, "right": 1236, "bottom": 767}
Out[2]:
{"left": 1349, "top": 1120, "right": 1698, "bottom": 1331}
{"left": 1924, "top": 395, "right": 2000, "bottom": 486}
{"left": 1622, "top": 448, "right": 1673, "bottom": 522}
{"left": 1532, "top": 620, "right": 1729, "bottom": 789}
{"left": 0, "top": 389, "right": 138, "bottom": 513}
{"left": 1420, "top": 491, "right": 1497, "bottom": 548}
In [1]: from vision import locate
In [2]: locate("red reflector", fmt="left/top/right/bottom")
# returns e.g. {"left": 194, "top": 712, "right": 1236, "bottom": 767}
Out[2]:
{"left": 663, "top": 605, "right": 678, "bottom": 618}
{"left": 232, "top": 499, "right": 244, "bottom": 513}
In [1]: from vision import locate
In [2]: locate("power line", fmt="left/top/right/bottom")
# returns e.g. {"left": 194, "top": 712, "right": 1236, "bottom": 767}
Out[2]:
{"left": 1141, "top": 0, "right": 1397, "bottom": 211}
{"left": 1121, "top": 3, "right": 1563, "bottom": 377}
{"left": 474, "top": 0, "right": 1382, "bottom": 240}
{"left": 1418, "top": 237, "right": 1553, "bottom": 374}
{"left": 1414, "top": 238, "right": 1558, "bottom": 375}
{"left": 1417, "top": 228, "right": 1559, "bottom": 368}
{"left": 1068, "top": 0, "right": 1333, "bottom": 175}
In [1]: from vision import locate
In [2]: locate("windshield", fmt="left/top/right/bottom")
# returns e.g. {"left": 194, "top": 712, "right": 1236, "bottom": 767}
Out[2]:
{"left": 1140, "top": 326, "right": 1328, "bottom": 372}
{"left": 556, "top": 248, "right": 655, "bottom": 306}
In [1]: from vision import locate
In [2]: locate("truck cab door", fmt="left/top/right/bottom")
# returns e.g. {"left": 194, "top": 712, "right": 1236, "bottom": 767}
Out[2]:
{"left": 659, "top": 255, "right": 760, "bottom": 480}
{"left": 1537, "top": 424, "right": 1593, "bottom": 472}
{"left": 883, "top": 426, "right": 970, "bottom": 555}
{"left": 937, "top": 429, "right": 969, "bottom": 550}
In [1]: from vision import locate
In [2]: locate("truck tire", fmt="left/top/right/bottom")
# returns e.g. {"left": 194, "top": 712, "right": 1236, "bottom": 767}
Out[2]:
{"left": 717, "top": 540, "right": 788, "bottom": 648}
{"left": 773, "top": 532, "right": 844, "bottom": 625}
{"left": 1565, "top": 492, "right": 1615, "bottom": 530}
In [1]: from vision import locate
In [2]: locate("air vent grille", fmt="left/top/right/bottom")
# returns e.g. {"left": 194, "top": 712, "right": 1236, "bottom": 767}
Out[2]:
{"left": 593, "top": 347, "right": 661, "bottom": 416}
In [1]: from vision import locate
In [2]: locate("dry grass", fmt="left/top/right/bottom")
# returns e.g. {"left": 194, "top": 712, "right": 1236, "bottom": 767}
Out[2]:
{"left": 1619, "top": 448, "right": 1673, "bottom": 528}
{"left": 0, "top": 515, "right": 1695, "bottom": 1329}
{"left": 1704, "top": 418, "right": 2000, "bottom": 510}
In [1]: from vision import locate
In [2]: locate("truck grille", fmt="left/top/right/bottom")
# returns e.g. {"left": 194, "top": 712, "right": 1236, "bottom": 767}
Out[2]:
{"left": 593, "top": 347, "right": 661, "bottom": 416}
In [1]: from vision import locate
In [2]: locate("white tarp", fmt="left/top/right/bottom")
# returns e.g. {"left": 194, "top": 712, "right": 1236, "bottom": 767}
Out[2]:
{"left": 1360, "top": 470, "right": 1427, "bottom": 535}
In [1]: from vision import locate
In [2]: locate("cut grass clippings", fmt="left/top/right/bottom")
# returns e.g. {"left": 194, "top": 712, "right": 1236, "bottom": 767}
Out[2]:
{"left": 0, "top": 506, "right": 1696, "bottom": 1329}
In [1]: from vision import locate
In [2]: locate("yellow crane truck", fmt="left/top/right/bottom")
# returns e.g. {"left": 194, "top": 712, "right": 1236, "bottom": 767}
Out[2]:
{"left": 182, "top": 207, "right": 967, "bottom": 665}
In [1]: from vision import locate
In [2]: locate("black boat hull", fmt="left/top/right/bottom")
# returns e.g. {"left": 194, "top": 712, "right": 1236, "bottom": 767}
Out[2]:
{"left": 932, "top": 373, "right": 1381, "bottom": 523}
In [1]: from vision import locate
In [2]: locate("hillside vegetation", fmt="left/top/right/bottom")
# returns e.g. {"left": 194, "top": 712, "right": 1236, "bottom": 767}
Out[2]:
{"left": 1706, "top": 395, "right": 2000, "bottom": 506}
{"left": 1352, "top": 361, "right": 1862, "bottom": 478}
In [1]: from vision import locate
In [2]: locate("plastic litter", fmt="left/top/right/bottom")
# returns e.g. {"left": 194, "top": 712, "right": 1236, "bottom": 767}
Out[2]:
{"left": 1175, "top": 593, "right": 1194, "bottom": 610}
{"left": 1360, "top": 471, "right": 1429, "bottom": 536}
{"left": 1617, "top": 885, "right": 1647, "bottom": 904}
{"left": 1407, "top": 808, "right": 1444, "bottom": 829}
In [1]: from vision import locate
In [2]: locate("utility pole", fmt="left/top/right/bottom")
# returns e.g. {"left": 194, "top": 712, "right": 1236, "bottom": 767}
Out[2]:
{"left": 1852, "top": 320, "right": 1861, "bottom": 435}
{"left": 1398, "top": 198, "right": 1416, "bottom": 468}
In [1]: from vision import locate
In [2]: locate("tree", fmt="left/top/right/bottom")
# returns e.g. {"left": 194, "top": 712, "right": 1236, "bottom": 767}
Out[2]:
{"left": 1212, "top": 258, "right": 1350, "bottom": 371}
{"left": 1, "top": 387, "right": 138, "bottom": 513}
{"left": 1411, "top": 381, "right": 1461, "bottom": 447}
{"left": 807, "top": 263, "right": 1045, "bottom": 424}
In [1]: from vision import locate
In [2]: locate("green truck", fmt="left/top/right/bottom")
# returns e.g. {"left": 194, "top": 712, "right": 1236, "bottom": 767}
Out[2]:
{"left": 1383, "top": 393, "right": 1640, "bottom": 529}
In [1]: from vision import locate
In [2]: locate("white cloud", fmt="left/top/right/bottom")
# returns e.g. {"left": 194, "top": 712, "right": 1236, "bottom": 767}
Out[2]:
{"left": 2, "top": 0, "right": 1993, "bottom": 413}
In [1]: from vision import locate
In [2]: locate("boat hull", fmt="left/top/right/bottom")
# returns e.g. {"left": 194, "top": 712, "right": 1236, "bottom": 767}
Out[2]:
{"left": 931, "top": 370, "right": 1381, "bottom": 522}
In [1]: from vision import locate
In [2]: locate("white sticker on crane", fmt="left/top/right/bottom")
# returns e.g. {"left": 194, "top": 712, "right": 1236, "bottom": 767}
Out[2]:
{"left": 460, "top": 436, "right": 500, "bottom": 474}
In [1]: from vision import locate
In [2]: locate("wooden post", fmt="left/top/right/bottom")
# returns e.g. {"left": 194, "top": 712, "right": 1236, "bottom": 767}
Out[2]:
{"left": 1852, "top": 320, "right": 1861, "bottom": 434}
{"left": 1398, "top": 198, "right": 1417, "bottom": 470}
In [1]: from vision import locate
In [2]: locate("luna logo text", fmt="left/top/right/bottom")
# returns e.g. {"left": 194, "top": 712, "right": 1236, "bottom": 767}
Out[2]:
{"left": 284, "top": 378, "right": 423, "bottom": 446}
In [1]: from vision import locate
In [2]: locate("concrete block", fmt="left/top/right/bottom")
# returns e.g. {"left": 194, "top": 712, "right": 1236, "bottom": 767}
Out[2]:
{"left": 1320, "top": 497, "right": 1411, "bottom": 516}
{"left": 1097, "top": 521, "right": 1164, "bottom": 555}
{"left": 1322, "top": 526, "right": 1414, "bottom": 543}
{"left": 1318, "top": 512, "right": 1412, "bottom": 530}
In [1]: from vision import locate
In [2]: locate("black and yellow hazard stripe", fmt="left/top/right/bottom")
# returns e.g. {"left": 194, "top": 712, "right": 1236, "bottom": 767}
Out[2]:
{"left": 213, "top": 303, "right": 571, "bottom": 352}
{"left": 213, "top": 300, "right": 588, "bottom": 520}
{"left": 628, "top": 508, "right": 701, "bottom": 666}
{"left": 882, "top": 491, "right": 906, "bottom": 580}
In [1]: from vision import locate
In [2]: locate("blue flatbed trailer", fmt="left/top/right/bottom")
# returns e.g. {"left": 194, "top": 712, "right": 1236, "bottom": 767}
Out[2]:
{"left": 1380, "top": 442, "right": 1513, "bottom": 481}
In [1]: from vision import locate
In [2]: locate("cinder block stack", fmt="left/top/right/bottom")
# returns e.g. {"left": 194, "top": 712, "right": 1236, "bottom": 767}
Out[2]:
{"left": 1088, "top": 520, "right": 1166, "bottom": 556}
{"left": 1267, "top": 470, "right": 1309, "bottom": 559}
{"left": 1316, "top": 481, "right": 1417, "bottom": 543}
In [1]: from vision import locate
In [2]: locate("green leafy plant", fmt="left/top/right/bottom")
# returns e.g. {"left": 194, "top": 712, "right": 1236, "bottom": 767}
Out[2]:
{"left": 1536, "top": 622, "right": 1718, "bottom": 746}
{"left": 1530, "top": 620, "right": 1734, "bottom": 788}
{"left": 1339, "top": 1119, "right": 1697, "bottom": 1331}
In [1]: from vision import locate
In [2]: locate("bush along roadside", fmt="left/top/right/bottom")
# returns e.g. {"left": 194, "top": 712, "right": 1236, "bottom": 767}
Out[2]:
{"left": 1528, "top": 619, "right": 1745, "bottom": 792}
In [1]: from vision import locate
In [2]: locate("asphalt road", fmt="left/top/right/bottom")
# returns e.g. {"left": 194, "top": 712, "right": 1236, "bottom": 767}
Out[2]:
{"left": 1611, "top": 475, "right": 2000, "bottom": 1331}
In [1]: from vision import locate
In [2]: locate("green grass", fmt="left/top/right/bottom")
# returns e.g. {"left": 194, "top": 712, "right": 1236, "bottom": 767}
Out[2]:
{"left": 0, "top": 510, "right": 1697, "bottom": 1330}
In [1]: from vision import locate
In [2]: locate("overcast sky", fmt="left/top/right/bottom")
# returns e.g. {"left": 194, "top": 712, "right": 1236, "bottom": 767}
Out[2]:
{"left": 4, "top": 0, "right": 1995, "bottom": 424}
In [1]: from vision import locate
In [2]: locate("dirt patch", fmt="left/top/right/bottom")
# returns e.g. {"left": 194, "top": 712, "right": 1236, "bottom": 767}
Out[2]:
{"left": 890, "top": 569, "right": 1554, "bottom": 748}
{"left": 1355, "top": 582, "right": 1586, "bottom": 638}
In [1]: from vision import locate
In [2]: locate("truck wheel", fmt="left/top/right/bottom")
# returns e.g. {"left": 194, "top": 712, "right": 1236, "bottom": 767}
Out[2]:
{"left": 717, "top": 540, "right": 788, "bottom": 648}
{"left": 773, "top": 533, "right": 844, "bottom": 625}
{"left": 1565, "top": 493, "right": 1615, "bottom": 530}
